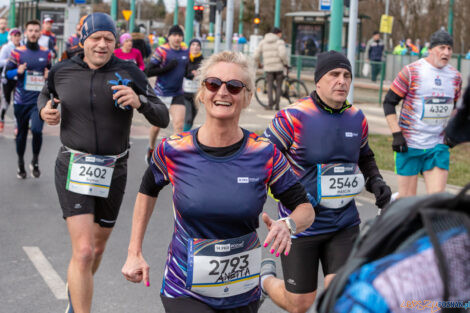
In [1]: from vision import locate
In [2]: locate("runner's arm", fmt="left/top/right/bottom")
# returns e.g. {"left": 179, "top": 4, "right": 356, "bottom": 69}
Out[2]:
{"left": 144, "top": 59, "right": 177, "bottom": 77}
{"left": 122, "top": 192, "right": 156, "bottom": 286}
{"left": 128, "top": 64, "right": 170, "bottom": 128}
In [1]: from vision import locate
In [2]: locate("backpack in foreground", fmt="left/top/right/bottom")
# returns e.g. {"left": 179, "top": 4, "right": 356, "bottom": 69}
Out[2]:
{"left": 317, "top": 184, "right": 470, "bottom": 313}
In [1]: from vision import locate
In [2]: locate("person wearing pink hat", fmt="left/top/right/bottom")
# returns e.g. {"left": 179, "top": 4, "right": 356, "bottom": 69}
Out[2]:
{"left": 113, "top": 33, "right": 145, "bottom": 71}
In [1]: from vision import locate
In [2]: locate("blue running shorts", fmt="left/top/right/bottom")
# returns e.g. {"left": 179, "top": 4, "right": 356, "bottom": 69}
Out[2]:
{"left": 394, "top": 144, "right": 450, "bottom": 176}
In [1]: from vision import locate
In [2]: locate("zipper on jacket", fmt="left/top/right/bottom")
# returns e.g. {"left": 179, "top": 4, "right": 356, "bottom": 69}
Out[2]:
{"left": 90, "top": 70, "right": 99, "bottom": 154}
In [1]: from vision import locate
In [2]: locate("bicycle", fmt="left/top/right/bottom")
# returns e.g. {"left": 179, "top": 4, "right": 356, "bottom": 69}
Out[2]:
{"left": 254, "top": 67, "right": 309, "bottom": 109}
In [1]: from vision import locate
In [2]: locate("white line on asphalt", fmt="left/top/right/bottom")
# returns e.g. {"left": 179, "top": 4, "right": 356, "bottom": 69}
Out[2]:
{"left": 23, "top": 246, "right": 67, "bottom": 300}
{"left": 357, "top": 195, "right": 375, "bottom": 204}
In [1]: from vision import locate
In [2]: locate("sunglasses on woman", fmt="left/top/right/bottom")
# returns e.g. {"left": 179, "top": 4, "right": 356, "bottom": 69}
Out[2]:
{"left": 202, "top": 77, "right": 250, "bottom": 95}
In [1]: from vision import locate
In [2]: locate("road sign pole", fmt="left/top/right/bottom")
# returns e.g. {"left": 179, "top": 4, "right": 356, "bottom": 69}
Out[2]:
{"left": 184, "top": 0, "right": 195, "bottom": 43}
{"left": 111, "top": 0, "right": 117, "bottom": 21}
{"left": 9, "top": 0, "right": 15, "bottom": 28}
{"left": 129, "top": 0, "right": 135, "bottom": 32}
{"left": 346, "top": 0, "right": 358, "bottom": 104}
{"left": 225, "top": 0, "right": 234, "bottom": 50}
{"left": 214, "top": 3, "right": 222, "bottom": 53}
{"left": 238, "top": 0, "right": 244, "bottom": 35}
{"left": 174, "top": 0, "right": 178, "bottom": 25}
{"left": 328, "top": 0, "right": 343, "bottom": 52}
{"left": 274, "top": 0, "right": 281, "bottom": 28}
{"left": 448, "top": 0, "right": 454, "bottom": 35}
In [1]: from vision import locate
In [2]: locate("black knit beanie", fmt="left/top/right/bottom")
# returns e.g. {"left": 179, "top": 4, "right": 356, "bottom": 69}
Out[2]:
{"left": 168, "top": 25, "right": 184, "bottom": 37}
{"left": 430, "top": 29, "right": 453, "bottom": 49}
{"left": 314, "top": 51, "right": 352, "bottom": 83}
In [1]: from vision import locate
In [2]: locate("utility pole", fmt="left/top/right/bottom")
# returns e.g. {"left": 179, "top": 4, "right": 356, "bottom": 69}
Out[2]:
{"left": 448, "top": 0, "right": 454, "bottom": 35}
{"left": 225, "top": 0, "right": 234, "bottom": 50}
{"left": 328, "top": 0, "right": 344, "bottom": 52}
{"left": 130, "top": 0, "right": 135, "bottom": 32}
{"left": 238, "top": 0, "right": 244, "bottom": 35}
{"left": 184, "top": 0, "right": 195, "bottom": 43}
{"left": 9, "top": 0, "right": 15, "bottom": 28}
{"left": 346, "top": 0, "right": 358, "bottom": 104}
{"left": 214, "top": 1, "right": 223, "bottom": 53}
{"left": 274, "top": 0, "right": 281, "bottom": 28}
{"left": 111, "top": 0, "right": 117, "bottom": 21}
{"left": 174, "top": 0, "right": 179, "bottom": 25}
{"left": 383, "top": 0, "right": 390, "bottom": 50}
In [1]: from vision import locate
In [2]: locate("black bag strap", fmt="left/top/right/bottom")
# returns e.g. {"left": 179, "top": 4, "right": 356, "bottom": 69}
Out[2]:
{"left": 448, "top": 182, "right": 470, "bottom": 210}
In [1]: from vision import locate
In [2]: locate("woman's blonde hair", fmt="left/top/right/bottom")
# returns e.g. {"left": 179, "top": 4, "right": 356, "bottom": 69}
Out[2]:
{"left": 195, "top": 51, "right": 255, "bottom": 104}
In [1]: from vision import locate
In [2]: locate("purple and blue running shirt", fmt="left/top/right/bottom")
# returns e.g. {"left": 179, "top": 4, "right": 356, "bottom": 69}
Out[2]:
{"left": 265, "top": 96, "right": 371, "bottom": 237}
{"left": 149, "top": 43, "right": 188, "bottom": 97}
{"left": 149, "top": 128, "right": 297, "bottom": 309}
{"left": 7, "top": 45, "right": 52, "bottom": 105}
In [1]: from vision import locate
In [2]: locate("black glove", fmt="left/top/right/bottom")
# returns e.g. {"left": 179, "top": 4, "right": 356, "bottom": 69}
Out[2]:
{"left": 443, "top": 135, "right": 456, "bottom": 148}
{"left": 392, "top": 131, "right": 408, "bottom": 152}
{"left": 367, "top": 176, "right": 392, "bottom": 209}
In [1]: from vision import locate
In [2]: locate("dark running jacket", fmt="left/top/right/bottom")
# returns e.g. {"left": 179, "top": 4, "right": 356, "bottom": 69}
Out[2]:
{"left": 37, "top": 53, "right": 169, "bottom": 155}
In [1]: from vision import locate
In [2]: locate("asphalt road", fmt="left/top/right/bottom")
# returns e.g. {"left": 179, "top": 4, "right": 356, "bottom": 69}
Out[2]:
{"left": 0, "top": 106, "right": 379, "bottom": 313}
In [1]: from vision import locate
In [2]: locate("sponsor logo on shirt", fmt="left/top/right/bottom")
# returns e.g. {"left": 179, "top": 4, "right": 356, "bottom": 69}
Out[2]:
{"left": 215, "top": 241, "right": 245, "bottom": 252}
{"left": 435, "top": 76, "right": 442, "bottom": 86}
{"left": 345, "top": 132, "right": 358, "bottom": 138}
{"left": 39, "top": 58, "right": 45, "bottom": 61}
{"left": 215, "top": 244, "right": 231, "bottom": 252}
{"left": 237, "top": 177, "right": 260, "bottom": 183}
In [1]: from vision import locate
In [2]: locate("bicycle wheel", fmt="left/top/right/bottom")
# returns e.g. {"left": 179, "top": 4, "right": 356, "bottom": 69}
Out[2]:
{"left": 254, "top": 77, "right": 270, "bottom": 109}
{"left": 284, "top": 79, "right": 309, "bottom": 104}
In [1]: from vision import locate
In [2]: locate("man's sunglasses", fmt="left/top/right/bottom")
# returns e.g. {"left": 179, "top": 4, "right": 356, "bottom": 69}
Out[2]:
{"left": 202, "top": 77, "right": 250, "bottom": 95}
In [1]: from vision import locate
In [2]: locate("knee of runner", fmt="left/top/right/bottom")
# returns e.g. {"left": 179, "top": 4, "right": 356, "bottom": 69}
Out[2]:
{"left": 72, "top": 245, "right": 95, "bottom": 266}
{"left": 287, "top": 294, "right": 316, "bottom": 313}
{"left": 93, "top": 244, "right": 106, "bottom": 258}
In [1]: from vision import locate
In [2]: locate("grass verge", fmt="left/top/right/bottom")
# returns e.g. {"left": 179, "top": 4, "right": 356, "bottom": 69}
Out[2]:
{"left": 368, "top": 134, "right": 470, "bottom": 187}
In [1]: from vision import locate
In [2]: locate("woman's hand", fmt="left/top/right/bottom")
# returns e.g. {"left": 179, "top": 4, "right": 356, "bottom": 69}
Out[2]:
{"left": 262, "top": 213, "right": 292, "bottom": 257}
{"left": 122, "top": 253, "right": 151, "bottom": 287}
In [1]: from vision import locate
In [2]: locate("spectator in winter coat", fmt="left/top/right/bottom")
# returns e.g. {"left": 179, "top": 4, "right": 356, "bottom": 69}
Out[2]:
{"left": 253, "top": 27, "right": 288, "bottom": 110}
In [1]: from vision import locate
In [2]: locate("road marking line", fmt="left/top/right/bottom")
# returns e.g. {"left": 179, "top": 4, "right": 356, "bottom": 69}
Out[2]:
{"left": 357, "top": 195, "right": 374, "bottom": 204}
{"left": 23, "top": 246, "right": 67, "bottom": 299}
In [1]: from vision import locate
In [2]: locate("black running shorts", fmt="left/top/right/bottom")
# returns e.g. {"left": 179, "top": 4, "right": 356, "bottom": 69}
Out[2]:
{"left": 170, "top": 95, "right": 185, "bottom": 106}
{"left": 54, "top": 147, "right": 128, "bottom": 228}
{"left": 160, "top": 295, "right": 259, "bottom": 313}
{"left": 280, "top": 225, "right": 360, "bottom": 293}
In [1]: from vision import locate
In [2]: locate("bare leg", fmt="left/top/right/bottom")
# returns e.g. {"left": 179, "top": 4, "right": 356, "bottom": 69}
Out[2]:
{"left": 423, "top": 167, "right": 448, "bottom": 194}
{"left": 66, "top": 214, "right": 113, "bottom": 313}
{"left": 169, "top": 104, "right": 185, "bottom": 134}
{"left": 148, "top": 126, "right": 160, "bottom": 150}
{"left": 263, "top": 276, "right": 316, "bottom": 313}
{"left": 397, "top": 175, "right": 418, "bottom": 198}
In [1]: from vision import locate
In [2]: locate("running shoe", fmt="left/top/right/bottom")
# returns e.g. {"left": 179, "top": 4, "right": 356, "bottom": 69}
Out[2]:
{"left": 145, "top": 147, "right": 154, "bottom": 165}
{"left": 259, "top": 258, "right": 277, "bottom": 307}
{"left": 17, "top": 164, "right": 26, "bottom": 179}
{"left": 30, "top": 163, "right": 41, "bottom": 178}
{"left": 65, "top": 282, "right": 74, "bottom": 313}
{"left": 0, "top": 121, "right": 4, "bottom": 132}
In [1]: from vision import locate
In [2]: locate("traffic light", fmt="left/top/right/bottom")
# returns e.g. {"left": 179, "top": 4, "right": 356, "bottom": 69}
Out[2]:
{"left": 253, "top": 14, "right": 260, "bottom": 25}
{"left": 209, "top": 0, "right": 216, "bottom": 23}
{"left": 194, "top": 5, "right": 204, "bottom": 22}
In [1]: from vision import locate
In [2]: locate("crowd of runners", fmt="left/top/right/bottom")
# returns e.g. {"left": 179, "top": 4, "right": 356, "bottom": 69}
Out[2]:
{"left": 0, "top": 11, "right": 467, "bottom": 313}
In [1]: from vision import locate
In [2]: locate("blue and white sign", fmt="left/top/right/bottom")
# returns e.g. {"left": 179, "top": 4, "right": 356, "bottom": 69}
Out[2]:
{"left": 319, "top": 0, "right": 331, "bottom": 11}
